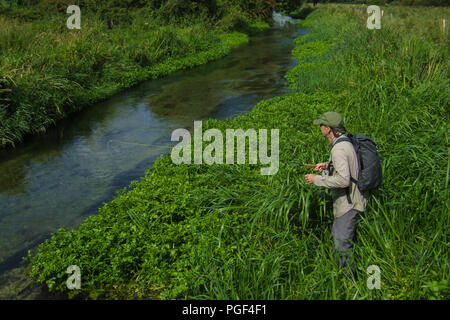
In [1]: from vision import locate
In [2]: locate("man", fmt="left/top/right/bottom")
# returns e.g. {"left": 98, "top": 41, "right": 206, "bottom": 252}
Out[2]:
{"left": 305, "top": 111, "right": 367, "bottom": 277}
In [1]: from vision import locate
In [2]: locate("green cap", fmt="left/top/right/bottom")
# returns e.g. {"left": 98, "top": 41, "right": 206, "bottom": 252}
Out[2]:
{"left": 313, "top": 112, "right": 344, "bottom": 128}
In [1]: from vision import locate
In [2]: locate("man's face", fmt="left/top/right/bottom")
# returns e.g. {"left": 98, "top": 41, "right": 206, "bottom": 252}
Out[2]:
{"left": 320, "top": 124, "right": 330, "bottom": 137}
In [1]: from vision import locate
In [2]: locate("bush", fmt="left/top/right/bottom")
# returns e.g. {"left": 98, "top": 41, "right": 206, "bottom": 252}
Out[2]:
{"left": 275, "top": 0, "right": 307, "bottom": 13}
{"left": 289, "top": 5, "right": 316, "bottom": 19}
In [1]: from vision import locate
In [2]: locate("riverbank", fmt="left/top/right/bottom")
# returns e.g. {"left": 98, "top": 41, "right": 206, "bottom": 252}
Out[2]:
{"left": 0, "top": 4, "right": 270, "bottom": 148}
{"left": 0, "top": 17, "right": 301, "bottom": 299}
{"left": 29, "top": 4, "right": 449, "bottom": 299}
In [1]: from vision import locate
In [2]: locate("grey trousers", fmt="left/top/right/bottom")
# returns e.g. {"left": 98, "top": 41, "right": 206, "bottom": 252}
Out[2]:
{"left": 332, "top": 209, "right": 362, "bottom": 270}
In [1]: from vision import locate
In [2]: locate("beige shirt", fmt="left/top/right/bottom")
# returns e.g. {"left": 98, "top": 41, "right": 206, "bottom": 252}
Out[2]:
{"left": 314, "top": 135, "right": 368, "bottom": 218}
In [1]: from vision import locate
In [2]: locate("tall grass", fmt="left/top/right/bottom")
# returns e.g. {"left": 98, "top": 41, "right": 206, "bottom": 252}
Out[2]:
{"left": 0, "top": 6, "right": 269, "bottom": 147}
{"left": 28, "top": 4, "right": 449, "bottom": 299}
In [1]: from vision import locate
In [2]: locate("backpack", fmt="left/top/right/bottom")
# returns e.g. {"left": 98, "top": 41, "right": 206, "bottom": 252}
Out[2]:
{"left": 334, "top": 134, "right": 382, "bottom": 202}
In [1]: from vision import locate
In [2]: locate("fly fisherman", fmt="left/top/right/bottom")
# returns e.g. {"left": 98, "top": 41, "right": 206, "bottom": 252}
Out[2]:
{"left": 304, "top": 112, "right": 368, "bottom": 278}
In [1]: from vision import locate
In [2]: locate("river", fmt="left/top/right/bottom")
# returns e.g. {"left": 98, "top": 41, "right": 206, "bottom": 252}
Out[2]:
{"left": 0, "top": 13, "right": 305, "bottom": 299}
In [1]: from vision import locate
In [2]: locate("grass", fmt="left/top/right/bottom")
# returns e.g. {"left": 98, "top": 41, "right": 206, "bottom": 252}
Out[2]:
{"left": 27, "top": 4, "right": 449, "bottom": 299}
{"left": 0, "top": 7, "right": 270, "bottom": 148}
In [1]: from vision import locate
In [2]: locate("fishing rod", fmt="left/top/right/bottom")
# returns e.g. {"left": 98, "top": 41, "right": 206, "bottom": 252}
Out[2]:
{"left": 284, "top": 161, "right": 330, "bottom": 176}
{"left": 284, "top": 161, "right": 317, "bottom": 168}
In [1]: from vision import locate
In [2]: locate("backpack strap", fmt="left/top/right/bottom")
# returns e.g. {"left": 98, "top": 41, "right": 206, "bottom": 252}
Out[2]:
{"left": 346, "top": 176, "right": 358, "bottom": 204}
{"left": 333, "top": 136, "right": 351, "bottom": 146}
{"left": 332, "top": 136, "right": 357, "bottom": 204}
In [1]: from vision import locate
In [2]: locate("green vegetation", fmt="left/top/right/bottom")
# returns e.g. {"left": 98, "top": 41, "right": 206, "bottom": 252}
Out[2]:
{"left": 289, "top": 5, "right": 317, "bottom": 19}
{"left": 275, "top": 0, "right": 318, "bottom": 19}
{"left": 276, "top": 0, "right": 307, "bottom": 13}
{"left": 28, "top": 4, "right": 449, "bottom": 299}
{"left": 307, "top": 0, "right": 449, "bottom": 6}
{"left": 0, "top": 1, "right": 273, "bottom": 147}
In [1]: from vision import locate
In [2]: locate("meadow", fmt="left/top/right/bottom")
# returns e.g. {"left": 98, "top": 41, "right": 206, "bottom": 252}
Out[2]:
{"left": 28, "top": 4, "right": 449, "bottom": 299}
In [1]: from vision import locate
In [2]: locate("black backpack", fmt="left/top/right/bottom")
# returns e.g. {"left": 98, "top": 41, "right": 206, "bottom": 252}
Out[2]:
{"left": 334, "top": 134, "right": 382, "bottom": 202}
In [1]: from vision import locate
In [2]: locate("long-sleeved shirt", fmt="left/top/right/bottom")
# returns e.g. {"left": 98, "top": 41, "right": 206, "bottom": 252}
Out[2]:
{"left": 314, "top": 135, "right": 368, "bottom": 217}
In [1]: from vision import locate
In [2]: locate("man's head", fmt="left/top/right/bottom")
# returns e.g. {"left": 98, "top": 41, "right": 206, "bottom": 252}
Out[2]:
{"left": 313, "top": 112, "right": 345, "bottom": 141}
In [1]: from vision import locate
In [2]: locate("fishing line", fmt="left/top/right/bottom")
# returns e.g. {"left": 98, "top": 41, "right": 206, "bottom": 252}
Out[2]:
{"left": 107, "top": 139, "right": 171, "bottom": 148}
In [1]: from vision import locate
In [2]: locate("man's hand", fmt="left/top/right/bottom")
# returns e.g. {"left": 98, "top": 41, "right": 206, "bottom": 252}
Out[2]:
{"left": 314, "top": 162, "right": 328, "bottom": 173}
{"left": 305, "top": 174, "right": 317, "bottom": 184}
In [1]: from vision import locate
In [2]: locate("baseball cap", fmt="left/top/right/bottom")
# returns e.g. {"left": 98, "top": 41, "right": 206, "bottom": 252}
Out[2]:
{"left": 313, "top": 112, "right": 344, "bottom": 128}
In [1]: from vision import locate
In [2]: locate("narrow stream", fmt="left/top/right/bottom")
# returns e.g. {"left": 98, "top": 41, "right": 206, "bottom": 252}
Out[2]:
{"left": 0, "top": 15, "right": 305, "bottom": 299}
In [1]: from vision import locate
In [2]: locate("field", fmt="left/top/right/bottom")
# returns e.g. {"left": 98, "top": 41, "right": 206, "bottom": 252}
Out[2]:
{"left": 27, "top": 4, "right": 449, "bottom": 299}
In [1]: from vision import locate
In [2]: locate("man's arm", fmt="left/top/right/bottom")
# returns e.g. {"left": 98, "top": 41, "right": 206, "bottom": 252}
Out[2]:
{"left": 314, "top": 146, "right": 350, "bottom": 189}
{"left": 314, "top": 162, "right": 329, "bottom": 172}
